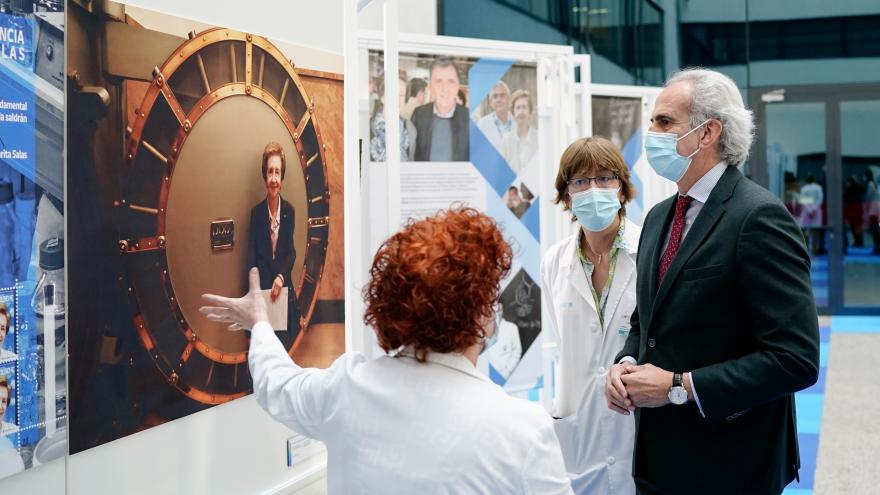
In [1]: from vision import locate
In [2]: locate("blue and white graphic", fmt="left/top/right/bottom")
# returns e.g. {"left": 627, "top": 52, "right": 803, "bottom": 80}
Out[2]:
{"left": 0, "top": 13, "right": 36, "bottom": 179}
{"left": 0, "top": 5, "right": 66, "bottom": 480}
{"left": 468, "top": 59, "right": 544, "bottom": 395}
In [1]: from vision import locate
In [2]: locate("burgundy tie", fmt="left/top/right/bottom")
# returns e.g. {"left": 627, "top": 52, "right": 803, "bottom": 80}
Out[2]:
{"left": 658, "top": 195, "right": 693, "bottom": 283}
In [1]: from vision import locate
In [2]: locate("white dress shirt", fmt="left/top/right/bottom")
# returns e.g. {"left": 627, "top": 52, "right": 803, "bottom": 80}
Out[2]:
{"left": 249, "top": 322, "right": 573, "bottom": 495}
{"left": 622, "top": 161, "right": 728, "bottom": 416}
{"left": 477, "top": 112, "right": 513, "bottom": 151}
{"left": 501, "top": 127, "right": 537, "bottom": 175}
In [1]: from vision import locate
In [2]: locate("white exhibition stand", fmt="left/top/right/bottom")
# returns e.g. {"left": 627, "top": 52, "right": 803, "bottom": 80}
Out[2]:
{"left": 0, "top": 1, "right": 673, "bottom": 493}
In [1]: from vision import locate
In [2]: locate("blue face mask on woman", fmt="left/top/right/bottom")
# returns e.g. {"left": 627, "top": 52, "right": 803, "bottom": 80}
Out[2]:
{"left": 480, "top": 310, "right": 501, "bottom": 355}
{"left": 570, "top": 188, "right": 621, "bottom": 232}
{"left": 645, "top": 120, "right": 710, "bottom": 182}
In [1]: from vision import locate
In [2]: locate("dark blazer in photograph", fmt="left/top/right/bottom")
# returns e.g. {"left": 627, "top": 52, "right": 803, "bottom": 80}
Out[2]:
{"left": 410, "top": 102, "right": 470, "bottom": 162}
{"left": 247, "top": 197, "right": 296, "bottom": 291}
{"left": 615, "top": 166, "right": 820, "bottom": 495}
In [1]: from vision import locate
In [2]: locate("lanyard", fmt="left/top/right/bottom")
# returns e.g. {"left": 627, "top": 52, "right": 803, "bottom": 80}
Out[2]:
{"left": 581, "top": 246, "right": 620, "bottom": 330}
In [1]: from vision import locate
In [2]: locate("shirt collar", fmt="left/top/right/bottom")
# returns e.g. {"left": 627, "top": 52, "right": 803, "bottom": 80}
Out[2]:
{"left": 433, "top": 104, "right": 456, "bottom": 119}
{"left": 398, "top": 347, "right": 489, "bottom": 382}
{"left": 685, "top": 161, "right": 727, "bottom": 203}
{"left": 493, "top": 112, "right": 512, "bottom": 129}
{"left": 267, "top": 195, "right": 282, "bottom": 221}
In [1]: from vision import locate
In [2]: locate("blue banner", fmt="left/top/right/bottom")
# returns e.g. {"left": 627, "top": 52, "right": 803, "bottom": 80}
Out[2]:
{"left": 0, "top": 13, "right": 36, "bottom": 179}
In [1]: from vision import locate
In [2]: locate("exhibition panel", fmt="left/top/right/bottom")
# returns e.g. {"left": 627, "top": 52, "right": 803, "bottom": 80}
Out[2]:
{"left": 66, "top": 0, "right": 345, "bottom": 455}
{"left": 358, "top": 31, "right": 575, "bottom": 401}
{"left": 0, "top": 0, "right": 66, "bottom": 481}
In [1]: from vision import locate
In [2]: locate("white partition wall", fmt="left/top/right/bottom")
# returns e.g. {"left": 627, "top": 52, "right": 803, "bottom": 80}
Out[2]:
{"left": 355, "top": 30, "right": 575, "bottom": 408}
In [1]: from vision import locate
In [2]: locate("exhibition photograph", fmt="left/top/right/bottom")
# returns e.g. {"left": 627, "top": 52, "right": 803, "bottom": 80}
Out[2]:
{"left": 0, "top": 0, "right": 879, "bottom": 494}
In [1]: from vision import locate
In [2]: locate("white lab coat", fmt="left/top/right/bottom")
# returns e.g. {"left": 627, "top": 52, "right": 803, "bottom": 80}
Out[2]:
{"left": 249, "top": 322, "right": 573, "bottom": 495}
{"left": 541, "top": 219, "right": 641, "bottom": 495}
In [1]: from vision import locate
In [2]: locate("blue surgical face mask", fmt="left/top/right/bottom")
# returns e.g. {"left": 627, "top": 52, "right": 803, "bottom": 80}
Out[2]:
{"left": 570, "top": 187, "right": 621, "bottom": 232}
{"left": 645, "top": 120, "right": 710, "bottom": 182}
{"left": 480, "top": 311, "right": 501, "bottom": 355}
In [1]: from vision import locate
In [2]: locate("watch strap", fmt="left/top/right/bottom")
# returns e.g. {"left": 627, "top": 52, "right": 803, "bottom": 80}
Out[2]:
{"left": 673, "top": 372, "right": 682, "bottom": 388}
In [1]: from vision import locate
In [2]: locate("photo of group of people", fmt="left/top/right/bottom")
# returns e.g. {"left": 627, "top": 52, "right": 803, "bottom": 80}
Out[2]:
{"left": 368, "top": 54, "right": 470, "bottom": 162}
{"left": 367, "top": 52, "right": 539, "bottom": 219}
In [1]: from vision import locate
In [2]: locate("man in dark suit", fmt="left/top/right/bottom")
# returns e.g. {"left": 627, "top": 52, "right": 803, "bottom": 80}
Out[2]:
{"left": 247, "top": 142, "right": 297, "bottom": 329}
{"left": 604, "top": 69, "right": 819, "bottom": 494}
{"left": 410, "top": 56, "right": 470, "bottom": 162}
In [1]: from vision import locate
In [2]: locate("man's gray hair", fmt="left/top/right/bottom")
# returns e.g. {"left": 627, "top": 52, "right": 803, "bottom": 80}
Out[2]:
{"left": 666, "top": 68, "right": 754, "bottom": 166}
{"left": 493, "top": 80, "right": 511, "bottom": 94}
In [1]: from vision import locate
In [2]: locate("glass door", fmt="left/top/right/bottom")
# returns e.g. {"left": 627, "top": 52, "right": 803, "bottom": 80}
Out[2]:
{"left": 753, "top": 84, "right": 880, "bottom": 315}
{"left": 762, "top": 101, "right": 829, "bottom": 310}
{"left": 840, "top": 99, "right": 880, "bottom": 309}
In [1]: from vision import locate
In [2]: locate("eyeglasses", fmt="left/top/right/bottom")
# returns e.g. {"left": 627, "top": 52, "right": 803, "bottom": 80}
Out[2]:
{"left": 566, "top": 175, "right": 619, "bottom": 193}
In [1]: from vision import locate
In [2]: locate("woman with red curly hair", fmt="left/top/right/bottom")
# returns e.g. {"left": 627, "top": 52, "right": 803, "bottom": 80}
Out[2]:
{"left": 202, "top": 207, "right": 572, "bottom": 494}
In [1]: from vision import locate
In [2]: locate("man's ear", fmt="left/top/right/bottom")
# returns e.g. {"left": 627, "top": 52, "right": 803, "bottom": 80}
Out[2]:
{"left": 704, "top": 119, "right": 723, "bottom": 146}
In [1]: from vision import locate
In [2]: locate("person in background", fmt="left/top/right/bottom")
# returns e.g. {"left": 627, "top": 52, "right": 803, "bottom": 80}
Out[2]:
{"left": 865, "top": 169, "right": 880, "bottom": 254}
{"left": 798, "top": 174, "right": 825, "bottom": 255}
{"left": 411, "top": 57, "right": 470, "bottom": 162}
{"left": 542, "top": 137, "right": 640, "bottom": 494}
{"left": 201, "top": 208, "right": 573, "bottom": 495}
{"left": 501, "top": 90, "right": 537, "bottom": 175}
{"left": 843, "top": 174, "right": 865, "bottom": 251}
{"left": 477, "top": 81, "right": 514, "bottom": 151}
{"left": 401, "top": 77, "right": 428, "bottom": 121}
{"left": 370, "top": 71, "right": 417, "bottom": 161}
{"left": 605, "top": 68, "right": 818, "bottom": 495}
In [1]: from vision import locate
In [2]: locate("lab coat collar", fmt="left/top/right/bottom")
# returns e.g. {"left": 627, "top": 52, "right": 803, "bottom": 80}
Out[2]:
{"left": 560, "top": 218, "right": 641, "bottom": 317}
{"left": 398, "top": 348, "right": 492, "bottom": 383}
{"left": 560, "top": 217, "right": 640, "bottom": 270}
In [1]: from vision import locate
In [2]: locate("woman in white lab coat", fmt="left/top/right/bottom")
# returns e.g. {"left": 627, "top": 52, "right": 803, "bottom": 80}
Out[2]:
{"left": 201, "top": 207, "right": 572, "bottom": 495}
{"left": 542, "top": 137, "right": 640, "bottom": 495}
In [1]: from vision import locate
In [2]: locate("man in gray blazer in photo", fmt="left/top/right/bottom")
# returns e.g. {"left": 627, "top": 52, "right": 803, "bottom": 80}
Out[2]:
{"left": 605, "top": 68, "right": 820, "bottom": 495}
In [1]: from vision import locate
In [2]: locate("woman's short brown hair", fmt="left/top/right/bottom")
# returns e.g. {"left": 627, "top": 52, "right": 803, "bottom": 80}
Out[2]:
{"left": 553, "top": 137, "right": 637, "bottom": 220}
{"left": 509, "top": 89, "right": 533, "bottom": 113}
{"left": 364, "top": 207, "right": 513, "bottom": 363}
{"left": 261, "top": 142, "right": 286, "bottom": 180}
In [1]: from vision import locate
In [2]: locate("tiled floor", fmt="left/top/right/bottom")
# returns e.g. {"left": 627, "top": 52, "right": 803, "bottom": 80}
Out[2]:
{"left": 288, "top": 316, "right": 880, "bottom": 495}
{"left": 785, "top": 316, "right": 880, "bottom": 495}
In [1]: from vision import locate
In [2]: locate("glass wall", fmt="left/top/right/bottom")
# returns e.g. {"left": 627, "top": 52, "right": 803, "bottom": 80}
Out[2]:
{"left": 441, "top": 0, "right": 666, "bottom": 85}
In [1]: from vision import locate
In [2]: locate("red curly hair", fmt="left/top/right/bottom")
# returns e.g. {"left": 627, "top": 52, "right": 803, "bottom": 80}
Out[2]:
{"left": 364, "top": 207, "right": 513, "bottom": 363}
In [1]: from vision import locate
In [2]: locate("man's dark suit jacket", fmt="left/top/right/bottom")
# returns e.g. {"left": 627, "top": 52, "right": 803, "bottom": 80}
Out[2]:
{"left": 614, "top": 166, "right": 819, "bottom": 495}
{"left": 410, "top": 103, "right": 470, "bottom": 162}
{"left": 247, "top": 197, "right": 296, "bottom": 291}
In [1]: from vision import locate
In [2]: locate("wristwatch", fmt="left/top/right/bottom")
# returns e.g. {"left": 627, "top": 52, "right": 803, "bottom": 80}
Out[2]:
{"left": 668, "top": 372, "right": 688, "bottom": 405}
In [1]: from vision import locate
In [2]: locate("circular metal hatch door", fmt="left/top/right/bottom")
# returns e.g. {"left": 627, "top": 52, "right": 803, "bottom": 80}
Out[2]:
{"left": 118, "top": 29, "right": 331, "bottom": 404}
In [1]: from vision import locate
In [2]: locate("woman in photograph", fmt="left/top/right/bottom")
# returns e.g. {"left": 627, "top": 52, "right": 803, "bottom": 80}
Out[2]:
{"left": 202, "top": 207, "right": 572, "bottom": 494}
{"left": 501, "top": 89, "right": 538, "bottom": 175}
{"left": 541, "top": 137, "right": 640, "bottom": 494}
{"left": 370, "top": 71, "right": 417, "bottom": 162}
{"left": 0, "top": 375, "right": 23, "bottom": 477}
{"left": 247, "top": 142, "right": 298, "bottom": 330}
{"left": 0, "top": 304, "right": 15, "bottom": 364}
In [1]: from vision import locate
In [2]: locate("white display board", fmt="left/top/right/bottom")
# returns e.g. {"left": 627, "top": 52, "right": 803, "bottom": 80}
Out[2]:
{"left": 355, "top": 30, "right": 575, "bottom": 405}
